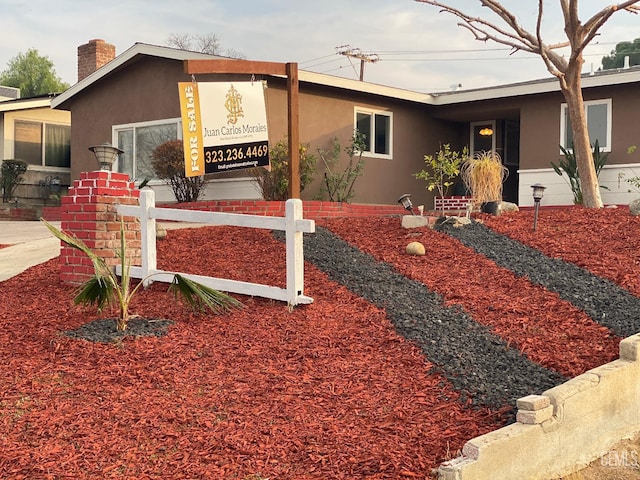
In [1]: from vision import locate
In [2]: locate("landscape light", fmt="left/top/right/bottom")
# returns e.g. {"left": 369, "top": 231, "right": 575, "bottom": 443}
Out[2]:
{"left": 88, "top": 142, "right": 124, "bottom": 171}
{"left": 531, "top": 183, "right": 546, "bottom": 231}
{"left": 397, "top": 193, "right": 415, "bottom": 215}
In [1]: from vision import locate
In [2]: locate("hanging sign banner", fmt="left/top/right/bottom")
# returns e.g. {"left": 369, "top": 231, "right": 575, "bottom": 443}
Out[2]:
{"left": 178, "top": 81, "right": 269, "bottom": 177}
{"left": 178, "top": 82, "right": 205, "bottom": 177}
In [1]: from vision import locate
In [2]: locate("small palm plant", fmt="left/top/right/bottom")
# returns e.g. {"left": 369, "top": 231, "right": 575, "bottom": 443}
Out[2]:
{"left": 42, "top": 218, "right": 242, "bottom": 331}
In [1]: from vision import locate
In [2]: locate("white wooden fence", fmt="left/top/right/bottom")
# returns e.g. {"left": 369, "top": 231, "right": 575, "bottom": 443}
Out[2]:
{"left": 117, "top": 189, "right": 315, "bottom": 306}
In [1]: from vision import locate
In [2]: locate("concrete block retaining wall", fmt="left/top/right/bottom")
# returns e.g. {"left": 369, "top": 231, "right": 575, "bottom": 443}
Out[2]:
{"left": 439, "top": 332, "right": 640, "bottom": 479}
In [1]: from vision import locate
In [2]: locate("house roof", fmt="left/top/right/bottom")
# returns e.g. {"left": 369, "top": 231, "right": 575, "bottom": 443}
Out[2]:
{"left": 0, "top": 93, "right": 59, "bottom": 112}
{"left": 51, "top": 42, "right": 436, "bottom": 109}
{"left": 51, "top": 41, "right": 640, "bottom": 111}
{"left": 430, "top": 64, "right": 640, "bottom": 105}
{"left": 51, "top": 43, "right": 222, "bottom": 110}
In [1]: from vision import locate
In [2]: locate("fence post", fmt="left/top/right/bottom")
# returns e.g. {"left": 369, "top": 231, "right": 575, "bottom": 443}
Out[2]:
{"left": 285, "top": 198, "right": 304, "bottom": 305}
{"left": 138, "top": 189, "right": 157, "bottom": 284}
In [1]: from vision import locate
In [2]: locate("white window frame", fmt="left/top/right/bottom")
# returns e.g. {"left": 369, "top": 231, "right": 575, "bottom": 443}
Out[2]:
{"left": 560, "top": 98, "right": 612, "bottom": 153}
{"left": 354, "top": 107, "right": 393, "bottom": 160}
{"left": 112, "top": 118, "right": 182, "bottom": 180}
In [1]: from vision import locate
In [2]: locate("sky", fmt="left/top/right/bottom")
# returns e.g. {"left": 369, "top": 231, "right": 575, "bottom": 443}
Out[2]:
{"left": 0, "top": 0, "right": 638, "bottom": 93}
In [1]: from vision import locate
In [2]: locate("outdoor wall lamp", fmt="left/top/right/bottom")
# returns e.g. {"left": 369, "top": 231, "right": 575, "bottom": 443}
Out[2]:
{"left": 531, "top": 183, "right": 546, "bottom": 231}
{"left": 88, "top": 142, "right": 124, "bottom": 171}
{"left": 398, "top": 193, "right": 415, "bottom": 215}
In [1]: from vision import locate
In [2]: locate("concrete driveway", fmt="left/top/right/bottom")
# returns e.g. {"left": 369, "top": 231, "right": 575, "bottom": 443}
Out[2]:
{"left": 0, "top": 221, "right": 61, "bottom": 282}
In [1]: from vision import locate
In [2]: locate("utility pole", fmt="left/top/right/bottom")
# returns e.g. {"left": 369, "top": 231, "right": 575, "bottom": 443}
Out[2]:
{"left": 336, "top": 45, "right": 379, "bottom": 81}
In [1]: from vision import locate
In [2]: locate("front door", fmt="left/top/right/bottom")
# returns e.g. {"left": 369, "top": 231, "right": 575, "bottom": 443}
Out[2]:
{"left": 502, "top": 120, "right": 520, "bottom": 204}
{"left": 469, "top": 120, "right": 520, "bottom": 204}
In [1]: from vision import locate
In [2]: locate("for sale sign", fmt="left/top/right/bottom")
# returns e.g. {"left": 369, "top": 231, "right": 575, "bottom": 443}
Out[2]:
{"left": 178, "top": 81, "right": 269, "bottom": 177}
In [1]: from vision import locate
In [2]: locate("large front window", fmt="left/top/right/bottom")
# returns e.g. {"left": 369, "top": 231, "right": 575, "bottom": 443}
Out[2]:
{"left": 355, "top": 108, "right": 392, "bottom": 158}
{"left": 14, "top": 120, "right": 70, "bottom": 168}
{"left": 561, "top": 99, "right": 611, "bottom": 151}
{"left": 114, "top": 119, "right": 181, "bottom": 180}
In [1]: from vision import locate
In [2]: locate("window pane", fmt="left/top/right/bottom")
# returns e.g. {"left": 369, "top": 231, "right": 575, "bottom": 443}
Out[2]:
{"left": 356, "top": 112, "right": 371, "bottom": 152}
{"left": 117, "top": 130, "right": 134, "bottom": 178}
{"left": 374, "top": 114, "right": 390, "bottom": 155}
{"left": 587, "top": 103, "right": 608, "bottom": 148}
{"left": 565, "top": 107, "right": 574, "bottom": 147}
{"left": 473, "top": 124, "right": 493, "bottom": 153}
{"left": 44, "top": 124, "right": 71, "bottom": 167}
{"left": 15, "top": 121, "right": 42, "bottom": 165}
{"left": 135, "top": 123, "right": 178, "bottom": 179}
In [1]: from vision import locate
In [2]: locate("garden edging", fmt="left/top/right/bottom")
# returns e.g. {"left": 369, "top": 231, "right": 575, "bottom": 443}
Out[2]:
{"left": 438, "top": 332, "right": 640, "bottom": 480}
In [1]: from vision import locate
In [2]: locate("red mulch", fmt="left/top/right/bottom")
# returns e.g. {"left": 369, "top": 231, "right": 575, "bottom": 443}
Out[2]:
{"left": 319, "top": 216, "right": 620, "bottom": 378}
{"left": 0, "top": 209, "right": 635, "bottom": 479}
{"left": 481, "top": 206, "right": 640, "bottom": 296}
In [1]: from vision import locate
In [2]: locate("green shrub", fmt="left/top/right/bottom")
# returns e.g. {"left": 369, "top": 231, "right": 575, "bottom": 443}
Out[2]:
{"left": 151, "top": 140, "right": 207, "bottom": 203}
{"left": 551, "top": 140, "right": 609, "bottom": 204}
{"left": 249, "top": 139, "right": 317, "bottom": 201}
{"left": 318, "top": 132, "right": 367, "bottom": 203}
{"left": 1, "top": 159, "right": 27, "bottom": 203}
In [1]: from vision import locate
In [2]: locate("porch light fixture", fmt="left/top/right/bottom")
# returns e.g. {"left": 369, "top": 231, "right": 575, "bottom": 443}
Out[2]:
{"left": 397, "top": 193, "right": 415, "bottom": 215}
{"left": 88, "top": 142, "right": 124, "bottom": 171}
{"left": 479, "top": 127, "right": 494, "bottom": 136}
{"left": 531, "top": 183, "right": 546, "bottom": 231}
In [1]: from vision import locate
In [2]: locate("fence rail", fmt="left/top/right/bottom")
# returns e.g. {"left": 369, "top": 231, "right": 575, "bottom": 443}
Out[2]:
{"left": 117, "top": 190, "right": 315, "bottom": 306}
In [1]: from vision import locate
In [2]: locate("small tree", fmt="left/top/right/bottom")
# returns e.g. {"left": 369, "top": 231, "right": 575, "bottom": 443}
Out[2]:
{"left": 1, "top": 160, "right": 28, "bottom": 203}
{"left": 414, "top": 144, "right": 468, "bottom": 215}
{"left": 166, "top": 33, "right": 246, "bottom": 59}
{"left": 415, "top": 0, "right": 640, "bottom": 209}
{"left": 151, "top": 140, "right": 206, "bottom": 203}
{"left": 319, "top": 132, "right": 367, "bottom": 203}
{"left": 249, "top": 139, "right": 317, "bottom": 201}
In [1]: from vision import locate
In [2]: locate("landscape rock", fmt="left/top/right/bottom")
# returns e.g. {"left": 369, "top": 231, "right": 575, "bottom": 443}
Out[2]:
{"left": 156, "top": 223, "right": 167, "bottom": 239}
{"left": 436, "top": 216, "right": 472, "bottom": 228}
{"left": 501, "top": 201, "right": 519, "bottom": 213}
{"left": 401, "top": 215, "right": 432, "bottom": 229}
{"left": 406, "top": 241, "right": 426, "bottom": 256}
{"left": 629, "top": 198, "right": 640, "bottom": 215}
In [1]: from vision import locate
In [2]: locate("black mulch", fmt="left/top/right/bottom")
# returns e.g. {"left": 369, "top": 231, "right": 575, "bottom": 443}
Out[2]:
{"left": 278, "top": 228, "right": 564, "bottom": 413}
{"left": 436, "top": 220, "right": 640, "bottom": 338}
{"left": 63, "top": 318, "right": 174, "bottom": 343}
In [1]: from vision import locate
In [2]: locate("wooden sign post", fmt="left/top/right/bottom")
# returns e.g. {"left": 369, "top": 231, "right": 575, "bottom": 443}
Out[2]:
{"left": 184, "top": 59, "right": 300, "bottom": 199}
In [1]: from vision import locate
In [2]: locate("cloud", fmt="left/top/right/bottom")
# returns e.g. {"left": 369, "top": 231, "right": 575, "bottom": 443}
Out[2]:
{"left": 0, "top": 0, "right": 637, "bottom": 92}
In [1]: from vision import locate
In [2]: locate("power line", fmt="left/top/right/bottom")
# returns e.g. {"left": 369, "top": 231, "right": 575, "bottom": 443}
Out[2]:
{"left": 336, "top": 45, "right": 380, "bottom": 81}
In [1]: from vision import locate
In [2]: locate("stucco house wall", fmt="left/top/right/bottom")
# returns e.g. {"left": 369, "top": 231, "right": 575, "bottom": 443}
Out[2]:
{"left": 517, "top": 82, "right": 640, "bottom": 206}
{"left": 53, "top": 41, "right": 640, "bottom": 208}
{"left": 56, "top": 47, "right": 458, "bottom": 207}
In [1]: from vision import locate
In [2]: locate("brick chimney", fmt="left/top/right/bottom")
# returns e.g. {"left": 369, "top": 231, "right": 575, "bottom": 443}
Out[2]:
{"left": 77, "top": 39, "right": 116, "bottom": 82}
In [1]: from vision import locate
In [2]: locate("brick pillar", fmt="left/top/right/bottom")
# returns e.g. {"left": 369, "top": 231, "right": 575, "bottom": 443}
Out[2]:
{"left": 59, "top": 171, "right": 140, "bottom": 284}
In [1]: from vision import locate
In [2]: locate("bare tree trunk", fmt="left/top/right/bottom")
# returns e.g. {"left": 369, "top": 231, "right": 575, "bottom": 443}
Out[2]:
{"left": 560, "top": 63, "right": 603, "bottom": 208}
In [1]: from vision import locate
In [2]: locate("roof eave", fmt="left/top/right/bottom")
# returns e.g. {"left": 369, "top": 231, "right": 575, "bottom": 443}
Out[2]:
{"left": 0, "top": 97, "right": 53, "bottom": 112}
{"left": 51, "top": 43, "right": 220, "bottom": 110}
